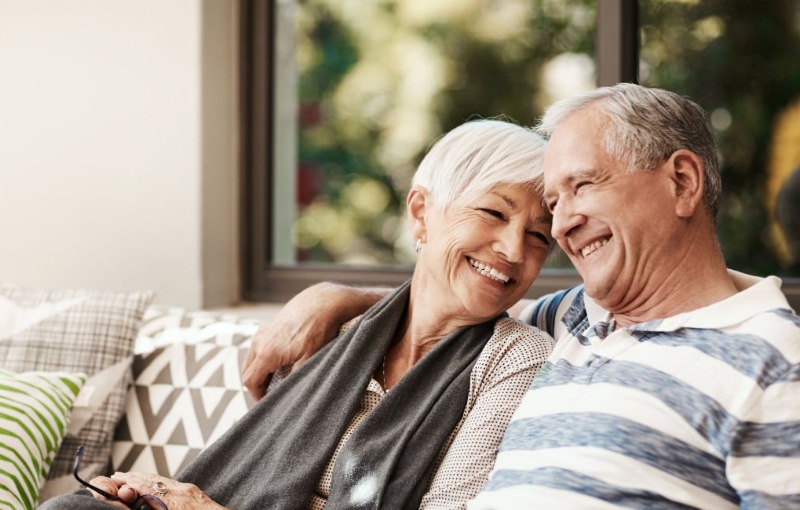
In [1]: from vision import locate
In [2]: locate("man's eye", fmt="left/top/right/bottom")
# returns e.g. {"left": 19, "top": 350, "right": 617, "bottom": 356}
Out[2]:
{"left": 575, "top": 181, "right": 591, "bottom": 191}
{"left": 546, "top": 201, "right": 557, "bottom": 214}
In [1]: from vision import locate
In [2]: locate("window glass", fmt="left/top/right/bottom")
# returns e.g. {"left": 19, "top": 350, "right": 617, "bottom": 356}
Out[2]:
{"left": 639, "top": 0, "right": 800, "bottom": 277}
{"left": 274, "top": 0, "right": 596, "bottom": 268}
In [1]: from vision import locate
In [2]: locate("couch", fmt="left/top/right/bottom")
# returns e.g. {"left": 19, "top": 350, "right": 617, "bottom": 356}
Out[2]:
{"left": 0, "top": 285, "right": 261, "bottom": 508}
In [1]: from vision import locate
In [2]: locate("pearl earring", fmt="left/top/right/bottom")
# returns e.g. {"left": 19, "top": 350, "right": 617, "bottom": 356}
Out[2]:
{"left": 415, "top": 239, "right": 422, "bottom": 253}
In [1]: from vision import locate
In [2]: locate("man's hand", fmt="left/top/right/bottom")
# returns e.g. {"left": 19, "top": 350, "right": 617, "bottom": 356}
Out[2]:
{"left": 241, "top": 282, "right": 390, "bottom": 400}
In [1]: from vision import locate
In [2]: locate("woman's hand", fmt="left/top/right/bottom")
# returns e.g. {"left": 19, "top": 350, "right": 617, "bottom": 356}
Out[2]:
{"left": 84, "top": 474, "right": 136, "bottom": 509}
{"left": 102, "top": 472, "right": 227, "bottom": 510}
{"left": 241, "top": 282, "right": 390, "bottom": 400}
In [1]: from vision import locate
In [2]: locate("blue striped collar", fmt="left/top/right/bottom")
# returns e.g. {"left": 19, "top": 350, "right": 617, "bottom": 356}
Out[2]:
{"left": 578, "top": 271, "right": 790, "bottom": 335}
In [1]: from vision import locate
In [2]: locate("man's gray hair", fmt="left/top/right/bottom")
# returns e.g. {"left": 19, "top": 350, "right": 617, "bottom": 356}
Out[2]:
{"left": 413, "top": 119, "right": 547, "bottom": 208}
{"left": 537, "top": 83, "right": 722, "bottom": 218}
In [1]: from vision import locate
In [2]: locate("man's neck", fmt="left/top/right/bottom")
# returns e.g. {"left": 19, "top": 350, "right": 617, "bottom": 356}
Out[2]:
{"left": 604, "top": 245, "right": 738, "bottom": 328}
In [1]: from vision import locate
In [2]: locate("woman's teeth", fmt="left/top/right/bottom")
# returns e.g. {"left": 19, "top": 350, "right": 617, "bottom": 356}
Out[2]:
{"left": 469, "top": 258, "right": 510, "bottom": 283}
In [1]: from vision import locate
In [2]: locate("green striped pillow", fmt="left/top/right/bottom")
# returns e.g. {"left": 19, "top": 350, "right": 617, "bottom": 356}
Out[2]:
{"left": 0, "top": 369, "right": 86, "bottom": 510}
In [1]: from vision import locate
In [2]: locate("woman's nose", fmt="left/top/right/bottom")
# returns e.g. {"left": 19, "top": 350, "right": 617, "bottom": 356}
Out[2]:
{"left": 494, "top": 227, "right": 526, "bottom": 263}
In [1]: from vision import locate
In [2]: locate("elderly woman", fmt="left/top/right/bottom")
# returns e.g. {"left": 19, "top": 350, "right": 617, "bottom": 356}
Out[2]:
{"left": 42, "top": 119, "right": 554, "bottom": 510}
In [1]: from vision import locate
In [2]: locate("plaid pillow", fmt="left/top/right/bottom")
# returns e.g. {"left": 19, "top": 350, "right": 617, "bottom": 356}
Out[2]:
{"left": 0, "top": 285, "right": 153, "bottom": 485}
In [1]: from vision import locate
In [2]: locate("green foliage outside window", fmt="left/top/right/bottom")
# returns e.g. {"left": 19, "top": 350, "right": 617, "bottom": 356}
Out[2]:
{"left": 292, "top": 0, "right": 595, "bottom": 267}
{"left": 290, "top": 0, "right": 800, "bottom": 278}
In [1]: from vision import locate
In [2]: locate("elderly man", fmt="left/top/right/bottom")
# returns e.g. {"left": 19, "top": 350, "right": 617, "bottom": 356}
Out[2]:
{"left": 242, "top": 83, "right": 800, "bottom": 508}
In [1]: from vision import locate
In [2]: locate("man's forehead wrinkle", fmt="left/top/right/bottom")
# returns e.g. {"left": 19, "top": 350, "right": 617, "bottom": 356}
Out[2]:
{"left": 567, "top": 168, "right": 596, "bottom": 180}
{"left": 543, "top": 167, "right": 597, "bottom": 196}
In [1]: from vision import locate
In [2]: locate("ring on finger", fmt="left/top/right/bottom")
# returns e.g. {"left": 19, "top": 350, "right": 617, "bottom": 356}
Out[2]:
{"left": 150, "top": 480, "right": 169, "bottom": 497}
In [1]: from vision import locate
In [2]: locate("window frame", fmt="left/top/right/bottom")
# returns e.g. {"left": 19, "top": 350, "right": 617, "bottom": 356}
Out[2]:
{"left": 240, "top": 0, "right": 800, "bottom": 310}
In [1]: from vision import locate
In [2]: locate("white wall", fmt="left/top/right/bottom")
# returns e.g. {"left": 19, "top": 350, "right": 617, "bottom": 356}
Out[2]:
{"left": 0, "top": 0, "right": 239, "bottom": 308}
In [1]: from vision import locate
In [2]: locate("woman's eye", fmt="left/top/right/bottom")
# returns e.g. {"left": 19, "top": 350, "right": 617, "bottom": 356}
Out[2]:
{"left": 528, "top": 231, "right": 551, "bottom": 247}
{"left": 480, "top": 208, "right": 504, "bottom": 219}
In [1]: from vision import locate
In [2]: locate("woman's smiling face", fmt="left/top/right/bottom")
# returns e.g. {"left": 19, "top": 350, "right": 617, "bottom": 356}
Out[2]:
{"left": 415, "top": 182, "right": 552, "bottom": 322}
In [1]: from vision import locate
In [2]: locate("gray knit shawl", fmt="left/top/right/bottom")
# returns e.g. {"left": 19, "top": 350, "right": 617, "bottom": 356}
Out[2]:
{"left": 178, "top": 280, "right": 497, "bottom": 509}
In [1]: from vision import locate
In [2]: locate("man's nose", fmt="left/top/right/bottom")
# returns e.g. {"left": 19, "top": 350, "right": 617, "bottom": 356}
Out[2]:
{"left": 551, "top": 197, "right": 584, "bottom": 240}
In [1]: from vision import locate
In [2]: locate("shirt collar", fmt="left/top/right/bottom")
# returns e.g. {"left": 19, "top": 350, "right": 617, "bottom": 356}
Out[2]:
{"left": 584, "top": 270, "right": 791, "bottom": 334}
{"left": 583, "top": 291, "right": 606, "bottom": 326}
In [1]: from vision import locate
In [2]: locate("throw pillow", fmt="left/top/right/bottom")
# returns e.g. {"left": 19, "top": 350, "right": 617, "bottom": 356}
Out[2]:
{"left": 0, "top": 369, "right": 86, "bottom": 510}
{"left": 133, "top": 305, "right": 261, "bottom": 353}
{"left": 112, "top": 307, "right": 258, "bottom": 477}
{"left": 0, "top": 285, "right": 153, "bottom": 485}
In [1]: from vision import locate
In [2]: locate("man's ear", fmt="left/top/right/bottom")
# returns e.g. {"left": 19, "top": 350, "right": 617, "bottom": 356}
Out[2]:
{"left": 406, "top": 185, "right": 429, "bottom": 242}
{"left": 667, "top": 149, "right": 705, "bottom": 218}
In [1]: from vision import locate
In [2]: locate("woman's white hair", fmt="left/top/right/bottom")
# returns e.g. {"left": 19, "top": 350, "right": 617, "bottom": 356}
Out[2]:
{"left": 412, "top": 119, "right": 547, "bottom": 209}
{"left": 537, "top": 83, "right": 722, "bottom": 218}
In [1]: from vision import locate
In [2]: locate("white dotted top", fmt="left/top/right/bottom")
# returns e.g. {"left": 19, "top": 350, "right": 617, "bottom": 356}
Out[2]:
{"left": 275, "top": 318, "right": 554, "bottom": 510}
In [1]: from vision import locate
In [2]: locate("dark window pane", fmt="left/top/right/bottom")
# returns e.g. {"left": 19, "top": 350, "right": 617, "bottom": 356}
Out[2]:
{"left": 639, "top": 0, "right": 800, "bottom": 277}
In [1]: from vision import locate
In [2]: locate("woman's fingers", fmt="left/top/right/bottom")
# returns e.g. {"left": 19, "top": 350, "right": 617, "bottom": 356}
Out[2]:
{"left": 110, "top": 471, "right": 158, "bottom": 495}
{"left": 85, "top": 475, "right": 134, "bottom": 509}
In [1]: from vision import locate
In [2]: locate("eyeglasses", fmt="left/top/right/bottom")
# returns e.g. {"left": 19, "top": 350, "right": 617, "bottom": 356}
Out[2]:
{"left": 73, "top": 446, "right": 168, "bottom": 510}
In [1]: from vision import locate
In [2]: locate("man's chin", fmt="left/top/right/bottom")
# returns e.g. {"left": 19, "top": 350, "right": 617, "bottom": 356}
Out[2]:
{"left": 574, "top": 258, "right": 616, "bottom": 297}
{"left": 579, "top": 274, "right": 613, "bottom": 305}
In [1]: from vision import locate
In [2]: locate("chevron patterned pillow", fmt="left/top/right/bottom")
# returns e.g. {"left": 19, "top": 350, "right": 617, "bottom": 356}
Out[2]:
{"left": 112, "top": 308, "right": 259, "bottom": 476}
{"left": 0, "top": 369, "right": 86, "bottom": 510}
{"left": 132, "top": 305, "right": 262, "bottom": 353}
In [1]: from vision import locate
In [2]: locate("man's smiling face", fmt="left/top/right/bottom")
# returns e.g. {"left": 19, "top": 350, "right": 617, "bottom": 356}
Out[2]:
{"left": 542, "top": 108, "right": 679, "bottom": 312}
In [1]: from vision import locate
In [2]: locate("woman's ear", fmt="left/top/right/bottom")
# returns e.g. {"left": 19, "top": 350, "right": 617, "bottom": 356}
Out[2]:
{"left": 406, "top": 185, "right": 429, "bottom": 242}
{"left": 667, "top": 149, "right": 705, "bottom": 218}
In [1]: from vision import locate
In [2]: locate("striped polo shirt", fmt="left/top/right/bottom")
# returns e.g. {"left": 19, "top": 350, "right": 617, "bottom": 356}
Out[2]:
{"left": 470, "top": 271, "right": 800, "bottom": 509}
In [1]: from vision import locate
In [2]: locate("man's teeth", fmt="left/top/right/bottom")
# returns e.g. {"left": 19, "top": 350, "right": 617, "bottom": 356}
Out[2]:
{"left": 469, "top": 259, "right": 510, "bottom": 283}
{"left": 580, "top": 238, "right": 609, "bottom": 257}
